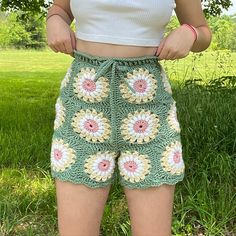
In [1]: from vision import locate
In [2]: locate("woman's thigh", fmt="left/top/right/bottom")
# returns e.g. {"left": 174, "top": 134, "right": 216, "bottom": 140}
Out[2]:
{"left": 55, "top": 179, "right": 112, "bottom": 236}
{"left": 124, "top": 184, "right": 175, "bottom": 236}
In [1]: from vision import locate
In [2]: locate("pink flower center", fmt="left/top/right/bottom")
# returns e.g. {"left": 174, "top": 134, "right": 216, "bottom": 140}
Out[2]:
{"left": 54, "top": 149, "right": 62, "bottom": 161}
{"left": 82, "top": 78, "right": 96, "bottom": 92}
{"left": 133, "top": 120, "right": 148, "bottom": 133}
{"left": 124, "top": 160, "right": 138, "bottom": 172}
{"left": 84, "top": 119, "right": 99, "bottom": 132}
{"left": 98, "top": 159, "right": 110, "bottom": 171}
{"left": 133, "top": 79, "right": 147, "bottom": 93}
{"left": 173, "top": 151, "right": 181, "bottom": 163}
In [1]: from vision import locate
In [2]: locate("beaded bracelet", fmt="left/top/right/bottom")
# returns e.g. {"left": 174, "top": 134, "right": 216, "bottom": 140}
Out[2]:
{"left": 182, "top": 23, "right": 198, "bottom": 42}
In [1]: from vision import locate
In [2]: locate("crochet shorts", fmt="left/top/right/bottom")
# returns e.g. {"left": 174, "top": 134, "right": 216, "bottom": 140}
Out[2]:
{"left": 49, "top": 49, "right": 185, "bottom": 189}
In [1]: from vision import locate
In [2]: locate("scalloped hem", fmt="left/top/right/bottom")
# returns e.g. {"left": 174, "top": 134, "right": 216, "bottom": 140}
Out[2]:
{"left": 119, "top": 176, "right": 185, "bottom": 190}
{"left": 51, "top": 175, "right": 114, "bottom": 189}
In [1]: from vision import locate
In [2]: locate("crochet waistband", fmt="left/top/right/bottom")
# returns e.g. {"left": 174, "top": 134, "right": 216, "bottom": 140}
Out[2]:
{"left": 72, "top": 49, "right": 159, "bottom": 66}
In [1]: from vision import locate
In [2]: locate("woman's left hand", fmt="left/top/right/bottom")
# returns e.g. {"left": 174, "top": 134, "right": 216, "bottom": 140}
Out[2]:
{"left": 155, "top": 24, "right": 196, "bottom": 60}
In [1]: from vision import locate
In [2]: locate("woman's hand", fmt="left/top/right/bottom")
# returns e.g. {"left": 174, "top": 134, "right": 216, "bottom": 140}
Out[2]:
{"left": 155, "top": 25, "right": 196, "bottom": 60}
{"left": 46, "top": 15, "right": 76, "bottom": 57}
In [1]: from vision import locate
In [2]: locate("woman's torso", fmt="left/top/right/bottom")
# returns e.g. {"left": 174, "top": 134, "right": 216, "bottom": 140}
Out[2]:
{"left": 75, "top": 38, "right": 158, "bottom": 58}
{"left": 72, "top": 0, "right": 176, "bottom": 57}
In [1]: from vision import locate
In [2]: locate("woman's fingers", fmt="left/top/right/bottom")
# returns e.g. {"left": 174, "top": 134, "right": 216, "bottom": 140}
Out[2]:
{"left": 165, "top": 48, "right": 178, "bottom": 60}
{"left": 50, "top": 45, "right": 59, "bottom": 53}
{"left": 57, "top": 32, "right": 76, "bottom": 55}
{"left": 70, "top": 31, "right": 76, "bottom": 50}
{"left": 155, "top": 37, "right": 166, "bottom": 57}
{"left": 64, "top": 38, "right": 73, "bottom": 54}
{"left": 50, "top": 38, "right": 72, "bottom": 54}
{"left": 47, "top": 37, "right": 60, "bottom": 52}
{"left": 69, "top": 31, "right": 76, "bottom": 57}
{"left": 157, "top": 46, "right": 170, "bottom": 60}
{"left": 56, "top": 42, "right": 66, "bottom": 53}
{"left": 157, "top": 42, "right": 188, "bottom": 60}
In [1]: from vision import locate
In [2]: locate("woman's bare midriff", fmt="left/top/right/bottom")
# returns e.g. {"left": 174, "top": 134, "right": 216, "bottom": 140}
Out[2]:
{"left": 75, "top": 38, "right": 159, "bottom": 58}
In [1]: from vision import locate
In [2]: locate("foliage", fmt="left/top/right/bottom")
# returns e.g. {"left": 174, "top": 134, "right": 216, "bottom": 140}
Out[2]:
{"left": 0, "top": 12, "right": 31, "bottom": 48}
{"left": 208, "top": 14, "right": 236, "bottom": 51}
{"left": 201, "top": 0, "right": 233, "bottom": 17}
{"left": 0, "top": 12, "right": 46, "bottom": 49}
{"left": 0, "top": 0, "right": 50, "bottom": 20}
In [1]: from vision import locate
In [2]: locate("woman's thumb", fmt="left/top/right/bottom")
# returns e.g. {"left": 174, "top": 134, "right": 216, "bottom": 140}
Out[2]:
{"left": 70, "top": 30, "right": 76, "bottom": 50}
{"left": 155, "top": 37, "right": 166, "bottom": 56}
{"left": 70, "top": 31, "right": 76, "bottom": 57}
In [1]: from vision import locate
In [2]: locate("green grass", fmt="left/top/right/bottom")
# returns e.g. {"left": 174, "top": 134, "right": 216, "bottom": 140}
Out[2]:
{"left": 0, "top": 48, "right": 235, "bottom": 235}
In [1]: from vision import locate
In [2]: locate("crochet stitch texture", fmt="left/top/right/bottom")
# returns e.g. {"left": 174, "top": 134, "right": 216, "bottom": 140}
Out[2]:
{"left": 50, "top": 49, "right": 185, "bottom": 189}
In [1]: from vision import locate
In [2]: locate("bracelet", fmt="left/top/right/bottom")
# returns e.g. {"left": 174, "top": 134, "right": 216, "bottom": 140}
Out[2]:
{"left": 50, "top": 3, "right": 74, "bottom": 21}
{"left": 182, "top": 23, "right": 198, "bottom": 42}
{"left": 46, "top": 13, "right": 67, "bottom": 22}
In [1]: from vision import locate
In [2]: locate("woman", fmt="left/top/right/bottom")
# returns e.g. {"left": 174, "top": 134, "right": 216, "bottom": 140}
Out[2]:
{"left": 46, "top": 0, "right": 212, "bottom": 235}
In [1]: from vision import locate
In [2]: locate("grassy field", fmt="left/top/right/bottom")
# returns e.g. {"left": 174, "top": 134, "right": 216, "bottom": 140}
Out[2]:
{"left": 0, "top": 49, "right": 235, "bottom": 235}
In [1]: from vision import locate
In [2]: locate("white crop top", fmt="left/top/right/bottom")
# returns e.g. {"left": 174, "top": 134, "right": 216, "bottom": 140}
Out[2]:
{"left": 70, "top": 0, "right": 176, "bottom": 47}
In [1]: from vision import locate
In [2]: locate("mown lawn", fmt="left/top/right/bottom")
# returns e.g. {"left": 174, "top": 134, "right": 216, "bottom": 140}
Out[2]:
{"left": 0, "top": 49, "right": 235, "bottom": 236}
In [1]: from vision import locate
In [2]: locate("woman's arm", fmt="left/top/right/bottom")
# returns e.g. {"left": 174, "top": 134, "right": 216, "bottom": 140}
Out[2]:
{"left": 47, "top": 0, "right": 74, "bottom": 25}
{"left": 46, "top": 0, "right": 76, "bottom": 56}
{"left": 155, "top": 0, "right": 212, "bottom": 60}
{"left": 174, "top": 0, "right": 212, "bottom": 52}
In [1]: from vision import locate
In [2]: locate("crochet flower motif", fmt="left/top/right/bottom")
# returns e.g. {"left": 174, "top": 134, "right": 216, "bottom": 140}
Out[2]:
{"left": 84, "top": 151, "right": 118, "bottom": 182}
{"left": 50, "top": 138, "right": 76, "bottom": 172}
{"left": 71, "top": 108, "right": 111, "bottom": 143}
{"left": 118, "top": 150, "right": 151, "bottom": 183}
{"left": 119, "top": 68, "right": 157, "bottom": 103}
{"left": 167, "top": 101, "right": 181, "bottom": 133}
{"left": 60, "top": 66, "right": 72, "bottom": 89}
{"left": 120, "top": 109, "right": 160, "bottom": 144}
{"left": 54, "top": 97, "right": 66, "bottom": 129}
{"left": 73, "top": 67, "right": 109, "bottom": 103}
{"left": 161, "top": 141, "right": 185, "bottom": 175}
{"left": 161, "top": 69, "right": 172, "bottom": 95}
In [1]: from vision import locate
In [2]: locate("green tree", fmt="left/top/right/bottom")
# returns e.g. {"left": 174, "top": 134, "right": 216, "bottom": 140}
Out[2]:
{"left": 0, "top": 12, "right": 46, "bottom": 49}
{"left": 0, "top": 12, "right": 10, "bottom": 47}
{"left": 0, "top": 12, "right": 31, "bottom": 48}
{"left": 208, "top": 15, "right": 236, "bottom": 51}
{"left": 22, "top": 14, "right": 46, "bottom": 48}
{"left": 201, "top": 0, "right": 233, "bottom": 17}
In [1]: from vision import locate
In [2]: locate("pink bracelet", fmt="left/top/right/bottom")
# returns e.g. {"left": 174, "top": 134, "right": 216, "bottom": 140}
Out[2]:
{"left": 154, "top": 23, "right": 198, "bottom": 56}
{"left": 182, "top": 23, "right": 198, "bottom": 42}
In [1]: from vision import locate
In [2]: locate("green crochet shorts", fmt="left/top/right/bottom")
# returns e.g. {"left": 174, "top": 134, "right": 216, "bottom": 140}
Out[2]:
{"left": 49, "top": 49, "right": 185, "bottom": 189}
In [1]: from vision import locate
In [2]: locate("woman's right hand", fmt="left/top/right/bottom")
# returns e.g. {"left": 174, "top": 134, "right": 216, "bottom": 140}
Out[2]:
{"left": 46, "top": 15, "right": 76, "bottom": 57}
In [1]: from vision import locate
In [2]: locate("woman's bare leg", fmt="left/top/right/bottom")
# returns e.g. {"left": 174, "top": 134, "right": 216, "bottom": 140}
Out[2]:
{"left": 55, "top": 179, "right": 112, "bottom": 236}
{"left": 123, "top": 184, "right": 176, "bottom": 236}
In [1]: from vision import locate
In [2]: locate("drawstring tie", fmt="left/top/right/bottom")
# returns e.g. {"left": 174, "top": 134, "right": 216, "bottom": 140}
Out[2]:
{"left": 93, "top": 58, "right": 136, "bottom": 94}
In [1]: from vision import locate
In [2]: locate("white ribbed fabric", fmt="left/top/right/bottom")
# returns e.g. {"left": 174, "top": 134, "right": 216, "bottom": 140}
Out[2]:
{"left": 70, "top": 0, "right": 176, "bottom": 47}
